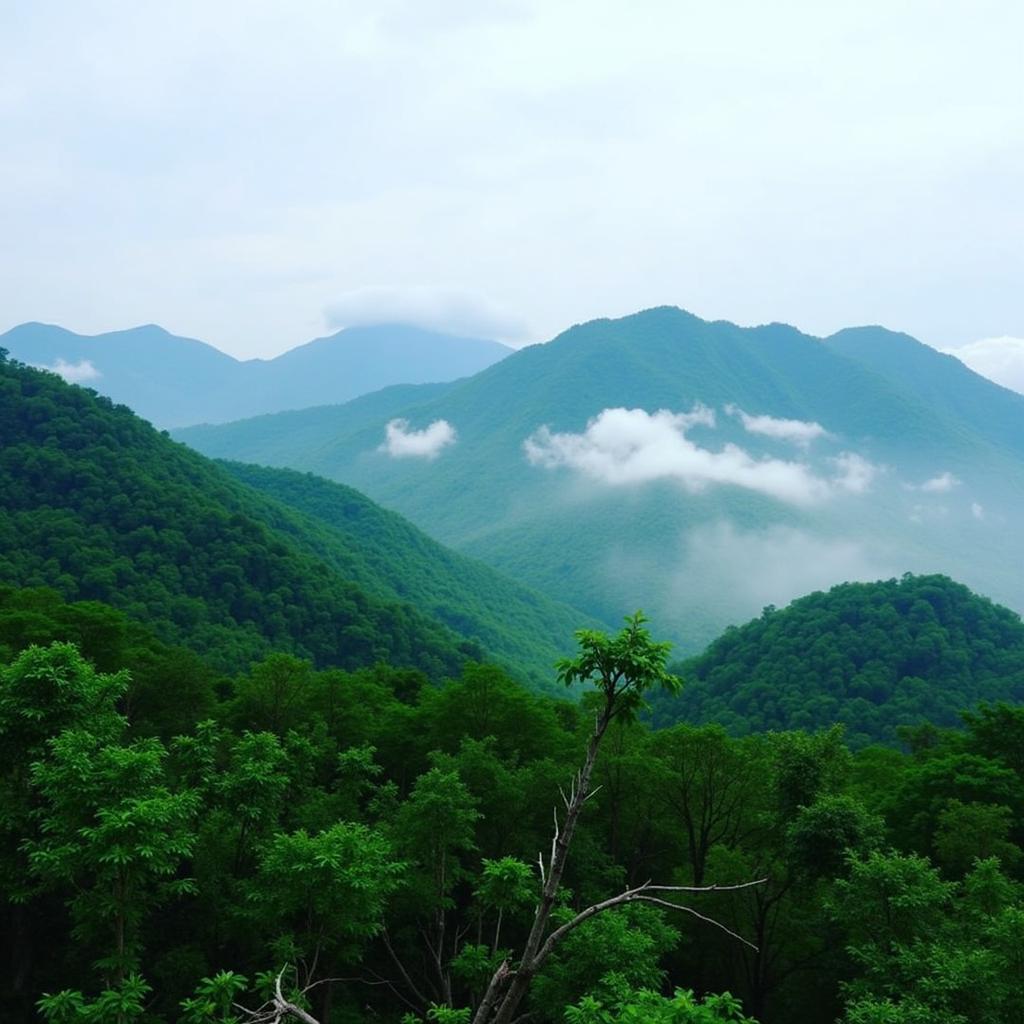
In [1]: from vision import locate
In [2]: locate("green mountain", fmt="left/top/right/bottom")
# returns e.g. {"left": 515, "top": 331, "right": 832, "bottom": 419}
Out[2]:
{"left": 0, "top": 322, "right": 509, "bottom": 428}
{"left": 824, "top": 325, "right": 1024, "bottom": 462}
{"left": 217, "top": 460, "right": 602, "bottom": 683}
{"left": 650, "top": 574, "right": 1024, "bottom": 747}
{"left": 176, "top": 307, "right": 1024, "bottom": 652}
{"left": 0, "top": 352, "right": 585, "bottom": 686}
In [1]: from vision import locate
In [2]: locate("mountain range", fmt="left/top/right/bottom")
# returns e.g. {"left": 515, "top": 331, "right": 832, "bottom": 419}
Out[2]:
{"left": 0, "top": 321, "right": 511, "bottom": 428}
{"left": 2, "top": 328, "right": 1022, "bottom": 742}
{"left": 176, "top": 306, "right": 1024, "bottom": 653}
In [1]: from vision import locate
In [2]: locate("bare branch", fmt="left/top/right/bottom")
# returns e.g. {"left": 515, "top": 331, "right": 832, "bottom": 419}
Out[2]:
{"left": 645, "top": 878, "right": 769, "bottom": 894}
{"left": 533, "top": 877, "right": 766, "bottom": 967}
{"left": 632, "top": 896, "right": 759, "bottom": 950}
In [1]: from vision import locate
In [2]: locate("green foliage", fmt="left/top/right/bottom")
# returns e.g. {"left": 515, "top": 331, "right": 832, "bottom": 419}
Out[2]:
{"left": 249, "top": 823, "right": 403, "bottom": 962}
{"left": 38, "top": 974, "right": 152, "bottom": 1024}
{"left": 3, "top": 622, "right": 1022, "bottom": 1024}
{"left": 565, "top": 973, "right": 758, "bottom": 1023}
{"left": 179, "top": 971, "right": 248, "bottom": 1024}
{"left": 828, "top": 852, "right": 1024, "bottom": 1024}
{"left": 533, "top": 906, "right": 680, "bottom": 1013}
{"left": 0, "top": 357, "right": 485, "bottom": 678}
{"left": 219, "top": 462, "right": 596, "bottom": 688}
{"left": 557, "top": 612, "right": 680, "bottom": 723}
{"left": 653, "top": 575, "right": 1024, "bottom": 745}
{"left": 27, "top": 726, "right": 200, "bottom": 980}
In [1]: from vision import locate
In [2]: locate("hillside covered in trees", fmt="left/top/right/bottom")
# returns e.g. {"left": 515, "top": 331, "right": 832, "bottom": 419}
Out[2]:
{"left": 0, "top": 353, "right": 588, "bottom": 686}
{"left": 653, "top": 574, "right": 1024, "bottom": 746}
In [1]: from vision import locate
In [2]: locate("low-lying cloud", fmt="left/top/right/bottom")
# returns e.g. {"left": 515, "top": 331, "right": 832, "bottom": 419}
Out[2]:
{"left": 381, "top": 418, "right": 457, "bottom": 459}
{"left": 725, "top": 404, "right": 830, "bottom": 447}
{"left": 669, "top": 521, "right": 898, "bottom": 623}
{"left": 524, "top": 407, "right": 877, "bottom": 506}
{"left": 943, "top": 336, "right": 1024, "bottom": 395}
{"left": 37, "top": 358, "right": 101, "bottom": 384}
{"left": 325, "top": 286, "right": 529, "bottom": 344}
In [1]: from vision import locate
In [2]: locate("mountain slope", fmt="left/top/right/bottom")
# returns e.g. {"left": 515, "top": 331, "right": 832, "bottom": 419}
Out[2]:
{"left": 824, "top": 325, "right": 1024, "bottom": 463}
{"left": 1, "top": 322, "right": 509, "bottom": 428}
{"left": 175, "top": 307, "right": 1024, "bottom": 651}
{"left": 0, "top": 353, "right": 581, "bottom": 685}
{"left": 218, "top": 460, "right": 602, "bottom": 683}
{"left": 649, "top": 574, "right": 1024, "bottom": 746}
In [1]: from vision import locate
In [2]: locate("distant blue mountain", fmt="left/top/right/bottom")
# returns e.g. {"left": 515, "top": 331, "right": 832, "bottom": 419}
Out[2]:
{"left": 0, "top": 322, "right": 511, "bottom": 428}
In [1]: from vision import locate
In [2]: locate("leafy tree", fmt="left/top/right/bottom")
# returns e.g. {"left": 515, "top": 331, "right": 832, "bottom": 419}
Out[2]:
{"left": 472, "top": 614, "right": 758, "bottom": 1024}
{"left": 26, "top": 729, "right": 200, "bottom": 984}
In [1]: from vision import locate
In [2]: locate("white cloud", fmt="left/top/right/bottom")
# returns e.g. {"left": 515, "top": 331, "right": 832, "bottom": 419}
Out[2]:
{"left": 381, "top": 417, "right": 457, "bottom": 459}
{"left": 524, "top": 407, "right": 875, "bottom": 506}
{"left": 942, "top": 337, "right": 1024, "bottom": 395}
{"left": 830, "top": 452, "right": 879, "bottom": 494}
{"left": 971, "top": 501, "right": 985, "bottom": 520}
{"left": 37, "top": 358, "right": 101, "bottom": 384}
{"left": 724, "top": 404, "right": 831, "bottom": 447}
{"left": 325, "top": 286, "right": 529, "bottom": 343}
{"left": 916, "top": 470, "right": 960, "bottom": 493}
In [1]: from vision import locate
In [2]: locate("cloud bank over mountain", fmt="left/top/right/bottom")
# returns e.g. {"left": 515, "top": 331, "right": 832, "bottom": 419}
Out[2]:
{"left": 523, "top": 406, "right": 878, "bottom": 506}
{"left": 325, "top": 287, "right": 529, "bottom": 344}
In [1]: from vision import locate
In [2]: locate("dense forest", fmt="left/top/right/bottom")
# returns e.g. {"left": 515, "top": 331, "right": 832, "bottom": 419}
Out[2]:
{"left": 652, "top": 574, "right": 1024, "bottom": 746}
{"left": 0, "top": 354, "right": 591, "bottom": 687}
{"left": 1, "top": 589, "right": 1022, "bottom": 1024}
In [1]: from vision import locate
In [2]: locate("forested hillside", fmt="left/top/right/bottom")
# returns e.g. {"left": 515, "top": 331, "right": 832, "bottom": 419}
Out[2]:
{"left": 219, "top": 461, "right": 602, "bottom": 681}
{"left": 0, "top": 354, "right": 580, "bottom": 683}
{"left": 652, "top": 574, "right": 1024, "bottom": 745}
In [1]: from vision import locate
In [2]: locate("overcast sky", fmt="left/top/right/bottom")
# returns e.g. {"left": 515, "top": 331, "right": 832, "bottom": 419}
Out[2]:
{"left": 2, "top": 0, "right": 1022, "bottom": 366}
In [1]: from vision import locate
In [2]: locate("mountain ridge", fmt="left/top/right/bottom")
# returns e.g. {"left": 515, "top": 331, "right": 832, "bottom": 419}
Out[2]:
{"left": 0, "top": 321, "right": 511, "bottom": 428}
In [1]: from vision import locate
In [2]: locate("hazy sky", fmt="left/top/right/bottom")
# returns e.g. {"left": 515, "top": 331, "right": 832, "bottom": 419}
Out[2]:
{"left": 3, "top": 1, "right": 1022, "bottom": 362}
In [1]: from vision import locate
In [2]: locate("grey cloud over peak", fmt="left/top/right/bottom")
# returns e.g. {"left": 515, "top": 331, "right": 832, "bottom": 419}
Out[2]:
{"left": 325, "top": 287, "right": 529, "bottom": 343}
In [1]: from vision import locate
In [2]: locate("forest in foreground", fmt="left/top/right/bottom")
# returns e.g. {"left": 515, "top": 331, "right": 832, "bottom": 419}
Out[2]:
{"left": 1, "top": 590, "right": 1022, "bottom": 1024}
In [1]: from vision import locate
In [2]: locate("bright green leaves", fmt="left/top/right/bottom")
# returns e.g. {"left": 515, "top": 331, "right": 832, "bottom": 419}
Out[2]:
{"left": 178, "top": 971, "right": 249, "bottom": 1024}
{"left": 556, "top": 612, "right": 679, "bottom": 724}
{"left": 829, "top": 851, "right": 1024, "bottom": 1024}
{"left": 564, "top": 973, "right": 757, "bottom": 1023}
{"left": 38, "top": 974, "right": 151, "bottom": 1024}
{"left": 250, "top": 822, "right": 404, "bottom": 962}
{"left": 476, "top": 857, "right": 536, "bottom": 917}
{"left": 26, "top": 730, "right": 200, "bottom": 981}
